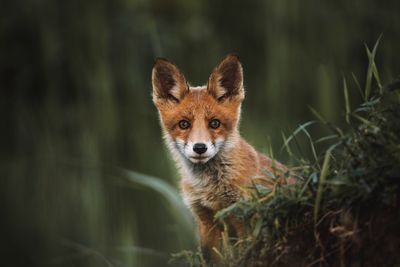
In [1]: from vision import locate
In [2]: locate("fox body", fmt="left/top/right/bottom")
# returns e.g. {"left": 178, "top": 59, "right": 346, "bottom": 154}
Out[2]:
{"left": 152, "top": 55, "right": 290, "bottom": 261}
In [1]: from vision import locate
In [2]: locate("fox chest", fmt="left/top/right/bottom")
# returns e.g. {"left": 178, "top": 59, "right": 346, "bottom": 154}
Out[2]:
{"left": 181, "top": 172, "right": 241, "bottom": 211}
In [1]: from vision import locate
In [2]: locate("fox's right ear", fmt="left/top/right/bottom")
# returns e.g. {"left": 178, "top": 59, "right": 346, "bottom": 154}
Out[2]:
{"left": 152, "top": 58, "right": 188, "bottom": 105}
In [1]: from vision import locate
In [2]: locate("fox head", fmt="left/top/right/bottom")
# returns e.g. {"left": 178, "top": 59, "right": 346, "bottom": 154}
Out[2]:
{"left": 152, "top": 55, "right": 245, "bottom": 164}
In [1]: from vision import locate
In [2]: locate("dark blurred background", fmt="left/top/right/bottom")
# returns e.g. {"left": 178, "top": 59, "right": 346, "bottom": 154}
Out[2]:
{"left": 1, "top": 0, "right": 399, "bottom": 266}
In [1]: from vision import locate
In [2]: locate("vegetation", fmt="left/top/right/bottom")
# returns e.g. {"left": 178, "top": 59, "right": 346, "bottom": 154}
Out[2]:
{"left": 171, "top": 45, "right": 400, "bottom": 266}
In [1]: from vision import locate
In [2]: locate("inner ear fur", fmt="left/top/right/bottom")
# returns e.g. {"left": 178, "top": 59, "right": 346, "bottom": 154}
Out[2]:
{"left": 152, "top": 58, "right": 188, "bottom": 104}
{"left": 207, "top": 54, "right": 244, "bottom": 102}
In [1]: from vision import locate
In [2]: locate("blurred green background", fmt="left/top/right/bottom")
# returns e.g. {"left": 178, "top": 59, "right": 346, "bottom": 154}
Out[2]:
{"left": 1, "top": 0, "right": 399, "bottom": 266}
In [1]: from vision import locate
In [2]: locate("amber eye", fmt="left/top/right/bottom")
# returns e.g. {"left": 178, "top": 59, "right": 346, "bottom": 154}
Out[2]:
{"left": 178, "top": 120, "right": 191, "bottom": 129}
{"left": 209, "top": 119, "right": 220, "bottom": 129}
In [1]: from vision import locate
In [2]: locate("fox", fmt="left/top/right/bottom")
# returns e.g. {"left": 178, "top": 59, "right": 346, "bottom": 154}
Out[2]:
{"left": 151, "top": 55, "right": 292, "bottom": 262}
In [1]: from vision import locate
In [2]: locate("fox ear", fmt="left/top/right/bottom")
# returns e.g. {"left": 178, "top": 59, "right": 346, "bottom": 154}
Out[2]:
{"left": 207, "top": 55, "right": 244, "bottom": 102}
{"left": 152, "top": 58, "right": 188, "bottom": 105}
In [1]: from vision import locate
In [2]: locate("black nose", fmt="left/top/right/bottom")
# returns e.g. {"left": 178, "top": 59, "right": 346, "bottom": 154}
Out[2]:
{"left": 193, "top": 143, "right": 207, "bottom": 154}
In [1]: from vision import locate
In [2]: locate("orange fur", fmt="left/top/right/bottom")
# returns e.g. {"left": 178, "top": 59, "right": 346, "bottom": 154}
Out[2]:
{"left": 152, "top": 55, "right": 292, "bottom": 262}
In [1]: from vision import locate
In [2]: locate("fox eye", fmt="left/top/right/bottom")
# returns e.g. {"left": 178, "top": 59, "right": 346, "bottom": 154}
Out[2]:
{"left": 209, "top": 119, "right": 220, "bottom": 129}
{"left": 178, "top": 120, "right": 191, "bottom": 129}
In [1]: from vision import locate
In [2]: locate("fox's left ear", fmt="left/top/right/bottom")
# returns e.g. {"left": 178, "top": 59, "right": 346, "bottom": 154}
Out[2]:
{"left": 207, "top": 54, "right": 244, "bottom": 102}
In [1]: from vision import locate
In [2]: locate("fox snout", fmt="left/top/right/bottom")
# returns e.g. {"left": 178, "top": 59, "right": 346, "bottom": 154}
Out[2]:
{"left": 179, "top": 140, "right": 219, "bottom": 164}
{"left": 193, "top": 143, "right": 207, "bottom": 154}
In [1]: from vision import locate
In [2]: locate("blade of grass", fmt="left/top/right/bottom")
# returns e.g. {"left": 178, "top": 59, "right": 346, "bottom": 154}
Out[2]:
{"left": 343, "top": 77, "right": 351, "bottom": 124}
{"left": 267, "top": 135, "right": 274, "bottom": 160}
{"left": 364, "top": 35, "right": 382, "bottom": 100}
{"left": 309, "top": 106, "right": 345, "bottom": 138}
{"left": 222, "top": 224, "right": 233, "bottom": 261}
{"left": 298, "top": 123, "right": 320, "bottom": 169}
{"left": 280, "top": 121, "right": 316, "bottom": 152}
{"left": 366, "top": 47, "right": 383, "bottom": 95}
{"left": 291, "top": 132, "right": 307, "bottom": 164}
{"left": 281, "top": 132, "right": 294, "bottom": 158}
{"left": 314, "top": 147, "right": 333, "bottom": 223}
{"left": 314, "top": 134, "right": 338, "bottom": 144}
{"left": 351, "top": 72, "right": 364, "bottom": 98}
{"left": 309, "top": 106, "right": 327, "bottom": 124}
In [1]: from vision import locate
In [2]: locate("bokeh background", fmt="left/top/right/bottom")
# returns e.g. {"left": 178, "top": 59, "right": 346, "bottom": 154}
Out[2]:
{"left": 1, "top": 0, "right": 399, "bottom": 266}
